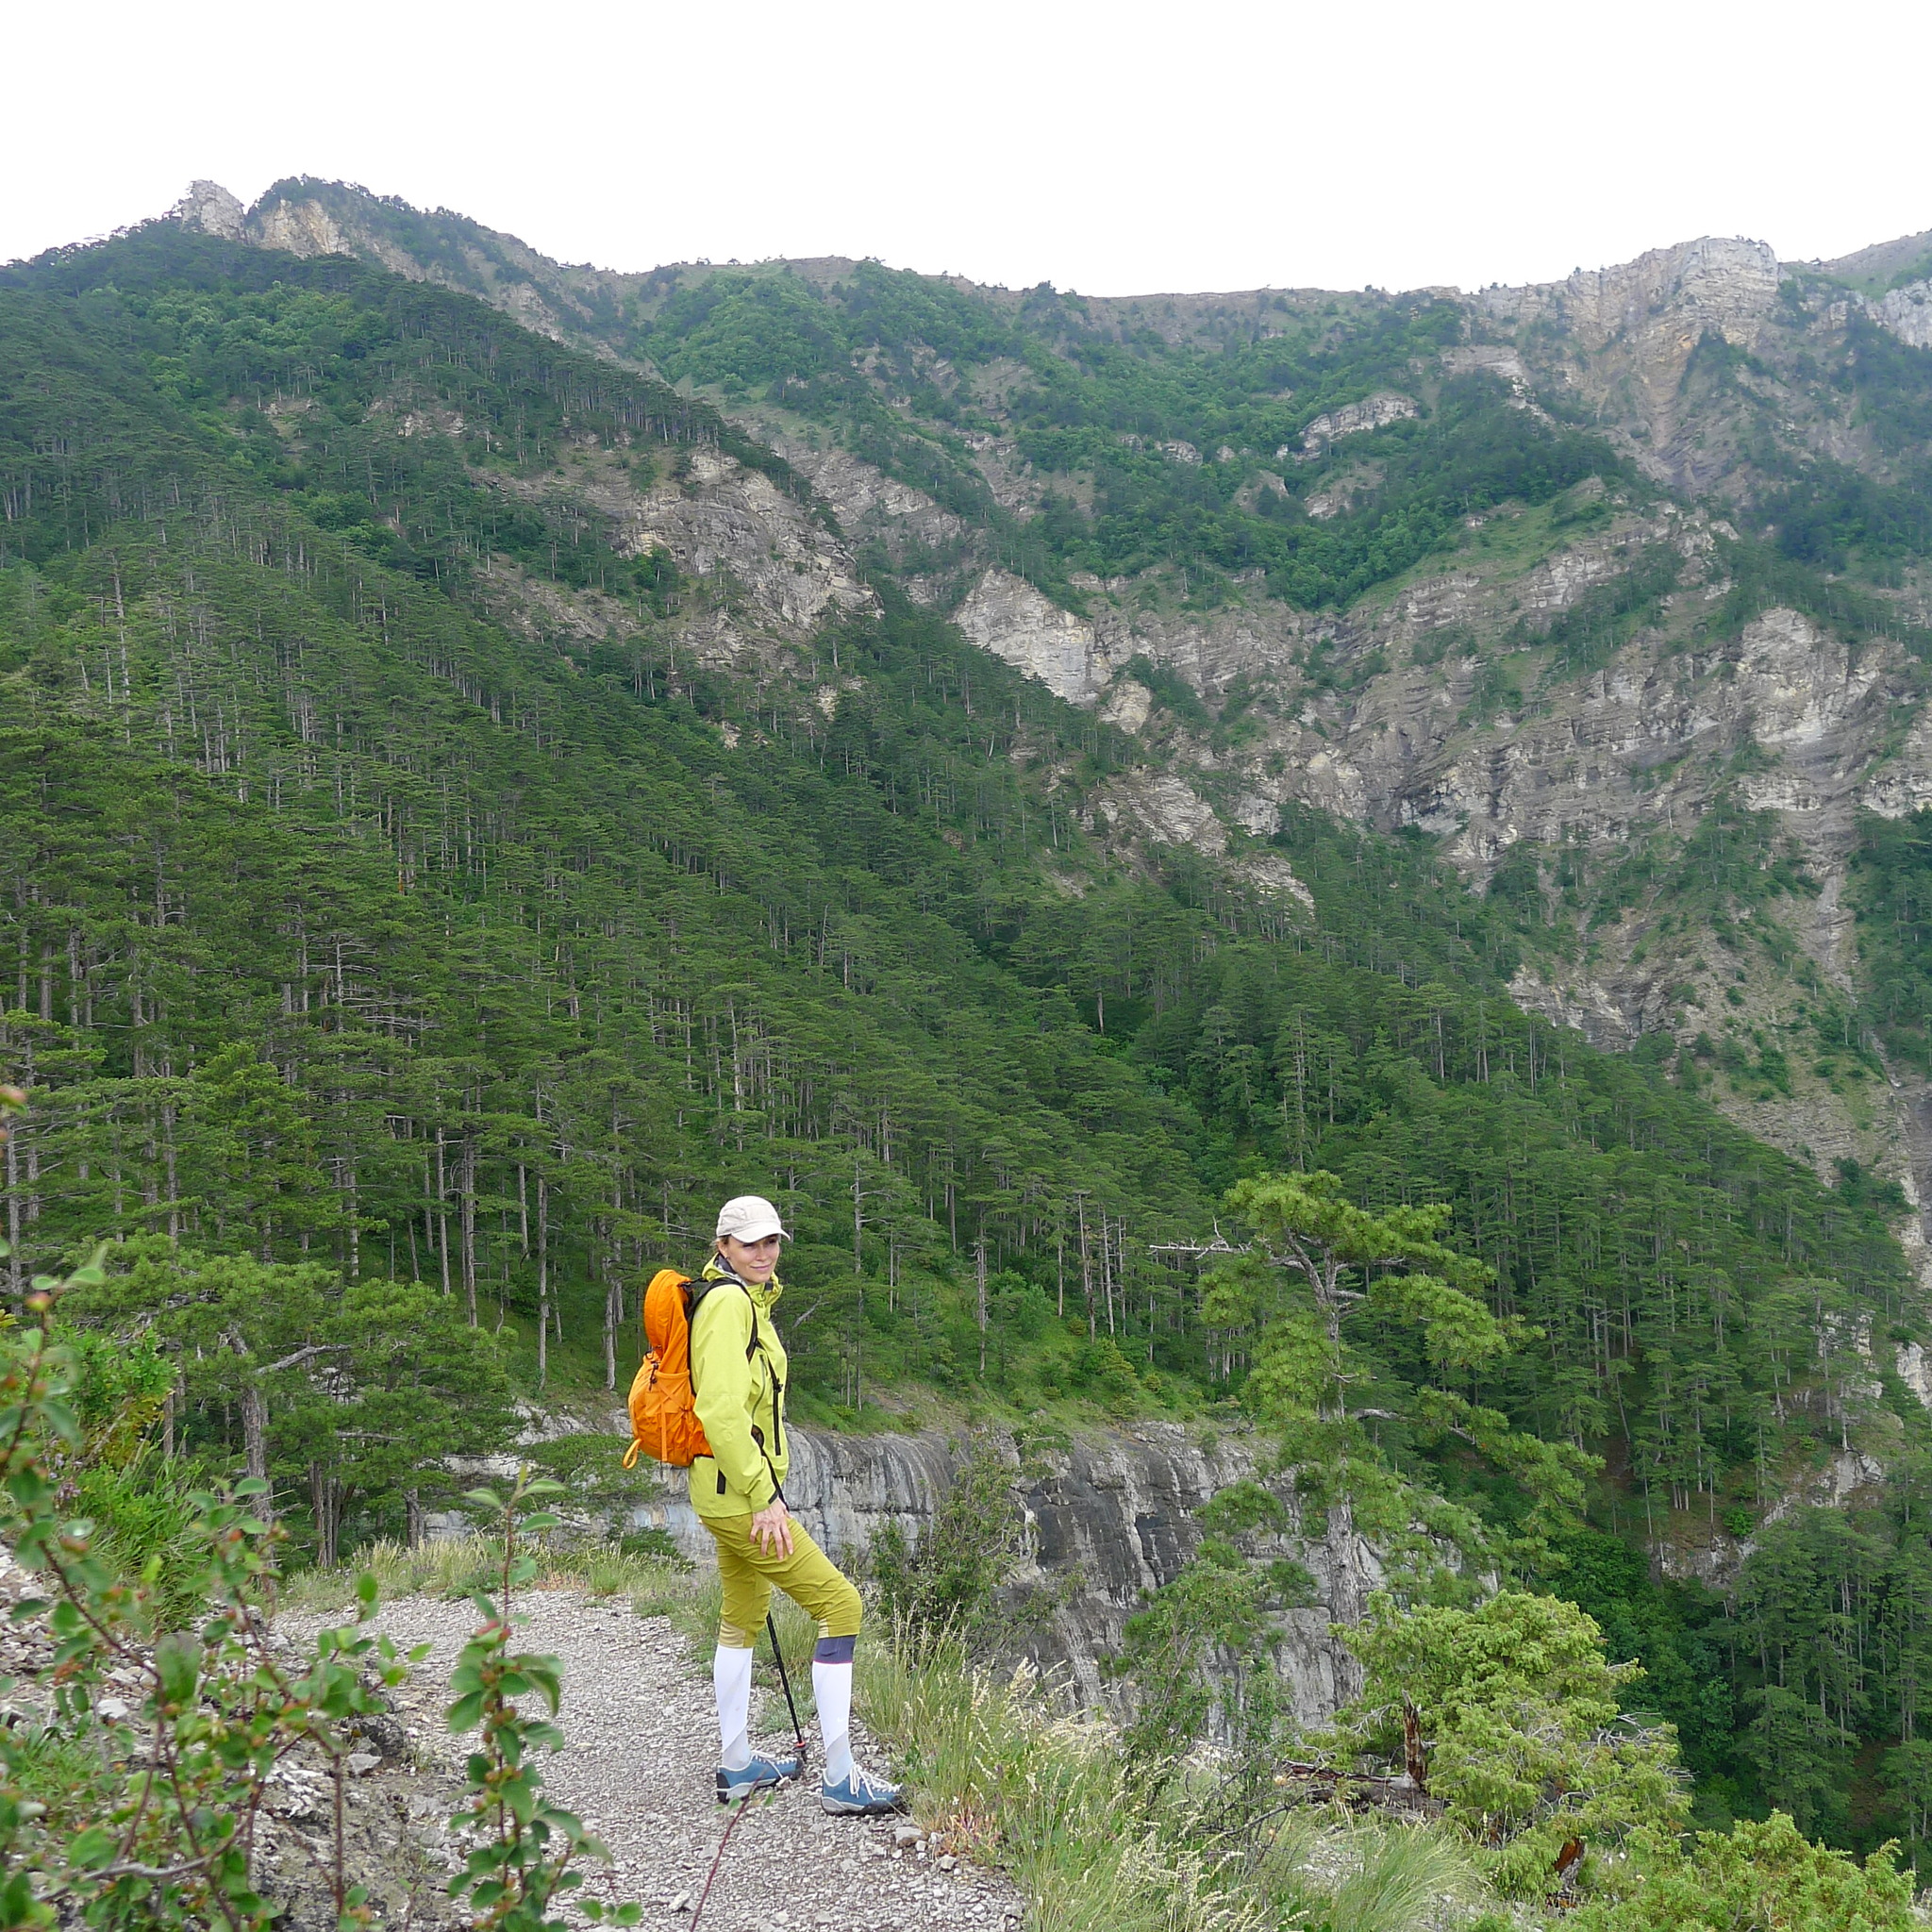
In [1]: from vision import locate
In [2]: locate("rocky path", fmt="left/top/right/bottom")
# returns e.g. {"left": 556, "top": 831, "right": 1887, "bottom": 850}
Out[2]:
{"left": 286, "top": 1589, "right": 1025, "bottom": 1932}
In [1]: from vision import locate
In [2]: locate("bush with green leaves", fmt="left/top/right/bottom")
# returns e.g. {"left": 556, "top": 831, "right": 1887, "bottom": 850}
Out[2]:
{"left": 443, "top": 1469, "right": 639, "bottom": 1932}
{"left": 1109, "top": 1477, "right": 1315, "bottom": 1779}
{"left": 39, "top": 1324, "right": 209, "bottom": 1625}
{"left": 869, "top": 1431, "right": 1026, "bottom": 1648}
{"left": 1, "top": 1250, "right": 422, "bottom": 1927}
{"left": 1569, "top": 1811, "right": 1915, "bottom": 1931}
{"left": 1321, "top": 1590, "right": 1688, "bottom": 1899}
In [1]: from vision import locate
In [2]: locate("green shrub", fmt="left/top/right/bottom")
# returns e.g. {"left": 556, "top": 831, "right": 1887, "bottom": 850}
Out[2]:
{"left": 612, "top": 1526, "right": 687, "bottom": 1568}
{"left": 1570, "top": 1811, "right": 1914, "bottom": 1930}
{"left": 870, "top": 1432, "right": 1025, "bottom": 1646}
{"left": 1070, "top": 1337, "right": 1141, "bottom": 1412}
{"left": 1324, "top": 1591, "right": 1688, "bottom": 1898}
{"left": 70, "top": 1448, "right": 206, "bottom": 1627}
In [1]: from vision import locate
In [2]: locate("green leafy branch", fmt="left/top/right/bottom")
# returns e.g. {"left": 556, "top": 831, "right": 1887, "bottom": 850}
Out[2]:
{"left": 444, "top": 1470, "right": 638, "bottom": 1931}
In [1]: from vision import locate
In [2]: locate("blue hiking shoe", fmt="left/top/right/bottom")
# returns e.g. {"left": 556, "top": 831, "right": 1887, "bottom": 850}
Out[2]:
{"left": 820, "top": 1763, "right": 907, "bottom": 1816}
{"left": 715, "top": 1750, "right": 802, "bottom": 1805}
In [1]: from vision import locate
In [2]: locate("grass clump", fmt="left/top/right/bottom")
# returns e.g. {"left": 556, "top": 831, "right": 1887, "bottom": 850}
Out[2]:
{"left": 859, "top": 1634, "right": 1492, "bottom": 1932}
{"left": 279, "top": 1531, "right": 691, "bottom": 1616}
{"left": 861, "top": 1636, "right": 1238, "bottom": 1931}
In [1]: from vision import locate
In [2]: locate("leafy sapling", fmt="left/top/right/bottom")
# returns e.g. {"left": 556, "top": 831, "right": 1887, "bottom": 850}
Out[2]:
{"left": 445, "top": 1468, "right": 641, "bottom": 1931}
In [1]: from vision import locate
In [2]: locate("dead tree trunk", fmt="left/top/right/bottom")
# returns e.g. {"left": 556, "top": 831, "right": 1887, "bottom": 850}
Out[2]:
{"left": 975, "top": 1236, "right": 989, "bottom": 1377}
{"left": 309, "top": 1463, "right": 342, "bottom": 1569}
{"left": 460, "top": 1133, "right": 478, "bottom": 1326}
{"left": 537, "top": 1173, "right": 551, "bottom": 1388}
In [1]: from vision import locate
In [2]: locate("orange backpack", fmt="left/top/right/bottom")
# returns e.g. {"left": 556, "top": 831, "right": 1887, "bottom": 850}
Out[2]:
{"left": 622, "top": 1268, "right": 762, "bottom": 1470}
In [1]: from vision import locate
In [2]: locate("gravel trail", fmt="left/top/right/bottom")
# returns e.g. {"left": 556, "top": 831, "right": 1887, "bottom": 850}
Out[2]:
{"left": 286, "top": 1588, "right": 1024, "bottom": 1932}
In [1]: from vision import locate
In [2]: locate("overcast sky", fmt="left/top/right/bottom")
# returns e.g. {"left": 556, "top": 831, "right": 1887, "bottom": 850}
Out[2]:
{"left": 12, "top": 0, "right": 1928, "bottom": 295}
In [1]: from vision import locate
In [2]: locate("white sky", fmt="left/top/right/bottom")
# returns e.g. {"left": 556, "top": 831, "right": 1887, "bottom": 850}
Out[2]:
{"left": 10, "top": 0, "right": 1930, "bottom": 296}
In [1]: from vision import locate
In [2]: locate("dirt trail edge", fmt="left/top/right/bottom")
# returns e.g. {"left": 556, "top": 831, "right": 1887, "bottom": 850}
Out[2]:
{"left": 285, "top": 1589, "right": 1025, "bottom": 1932}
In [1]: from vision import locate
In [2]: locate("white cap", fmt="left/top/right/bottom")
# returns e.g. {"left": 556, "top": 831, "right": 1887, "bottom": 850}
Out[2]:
{"left": 715, "top": 1194, "right": 790, "bottom": 1243}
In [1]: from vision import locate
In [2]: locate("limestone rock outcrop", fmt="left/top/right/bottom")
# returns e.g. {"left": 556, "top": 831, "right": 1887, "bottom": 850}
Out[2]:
{"left": 618, "top": 444, "right": 873, "bottom": 645}
{"left": 954, "top": 569, "right": 1101, "bottom": 704}
{"left": 1296, "top": 391, "right": 1416, "bottom": 454}
{"left": 1468, "top": 237, "right": 1788, "bottom": 491}
{"left": 170, "top": 180, "right": 246, "bottom": 240}
{"left": 1867, "top": 280, "right": 1932, "bottom": 350}
{"left": 1091, "top": 773, "right": 1228, "bottom": 855}
{"left": 1474, "top": 235, "right": 1781, "bottom": 355}
{"left": 636, "top": 1422, "right": 1374, "bottom": 1724}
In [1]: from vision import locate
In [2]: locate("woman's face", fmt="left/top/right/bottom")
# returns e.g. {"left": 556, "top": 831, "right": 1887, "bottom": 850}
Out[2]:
{"left": 720, "top": 1232, "right": 782, "bottom": 1284}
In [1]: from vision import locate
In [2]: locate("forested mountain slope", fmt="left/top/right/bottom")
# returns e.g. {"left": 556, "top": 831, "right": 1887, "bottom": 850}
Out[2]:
{"left": 7, "top": 208, "right": 1932, "bottom": 1848}
{"left": 182, "top": 178, "right": 1932, "bottom": 1254}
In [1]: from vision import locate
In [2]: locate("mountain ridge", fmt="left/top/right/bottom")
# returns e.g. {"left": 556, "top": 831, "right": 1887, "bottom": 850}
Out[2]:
{"left": 163, "top": 175, "right": 1931, "bottom": 317}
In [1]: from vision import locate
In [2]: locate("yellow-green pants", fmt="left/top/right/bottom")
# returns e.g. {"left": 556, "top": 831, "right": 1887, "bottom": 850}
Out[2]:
{"left": 704, "top": 1513, "right": 863, "bottom": 1651}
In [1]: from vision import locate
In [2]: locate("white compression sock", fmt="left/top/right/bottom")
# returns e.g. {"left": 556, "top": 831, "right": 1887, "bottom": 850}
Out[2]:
{"left": 814, "top": 1658, "right": 854, "bottom": 1784}
{"left": 714, "top": 1645, "right": 754, "bottom": 1772}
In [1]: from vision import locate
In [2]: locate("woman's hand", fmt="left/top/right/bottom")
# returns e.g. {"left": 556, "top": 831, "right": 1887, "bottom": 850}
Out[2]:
{"left": 750, "top": 1499, "right": 794, "bottom": 1558}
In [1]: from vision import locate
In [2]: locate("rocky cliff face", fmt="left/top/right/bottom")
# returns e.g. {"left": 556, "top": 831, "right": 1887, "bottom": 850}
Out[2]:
{"left": 461, "top": 441, "right": 874, "bottom": 692}
{"left": 200, "top": 177, "right": 647, "bottom": 351}
{"left": 1866, "top": 280, "right": 1932, "bottom": 350}
{"left": 937, "top": 558, "right": 1932, "bottom": 1261}
{"left": 630, "top": 1423, "right": 1369, "bottom": 1724}
{"left": 1094, "top": 544, "right": 1932, "bottom": 1232}
{"left": 954, "top": 570, "right": 1100, "bottom": 705}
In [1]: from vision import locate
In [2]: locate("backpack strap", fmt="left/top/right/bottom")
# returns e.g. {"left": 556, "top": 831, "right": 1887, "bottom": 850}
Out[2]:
{"left": 687, "top": 1272, "right": 766, "bottom": 1388}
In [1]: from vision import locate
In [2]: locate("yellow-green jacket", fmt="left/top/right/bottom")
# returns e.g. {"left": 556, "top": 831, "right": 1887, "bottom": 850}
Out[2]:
{"left": 688, "top": 1260, "right": 790, "bottom": 1522}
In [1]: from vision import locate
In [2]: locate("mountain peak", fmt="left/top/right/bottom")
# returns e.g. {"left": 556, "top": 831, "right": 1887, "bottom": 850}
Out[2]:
{"left": 169, "top": 179, "right": 246, "bottom": 240}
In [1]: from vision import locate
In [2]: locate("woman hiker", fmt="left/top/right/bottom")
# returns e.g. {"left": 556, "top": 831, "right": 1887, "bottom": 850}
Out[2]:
{"left": 692, "top": 1193, "right": 905, "bottom": 1815}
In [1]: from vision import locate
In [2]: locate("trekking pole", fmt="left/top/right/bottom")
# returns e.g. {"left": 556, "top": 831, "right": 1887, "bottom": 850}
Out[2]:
{"left": 766, "top": 1610, "right": 808, "bottom": 1766}
{"left": 758, "top": 1468, "right": 809, "bottom": 1765}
